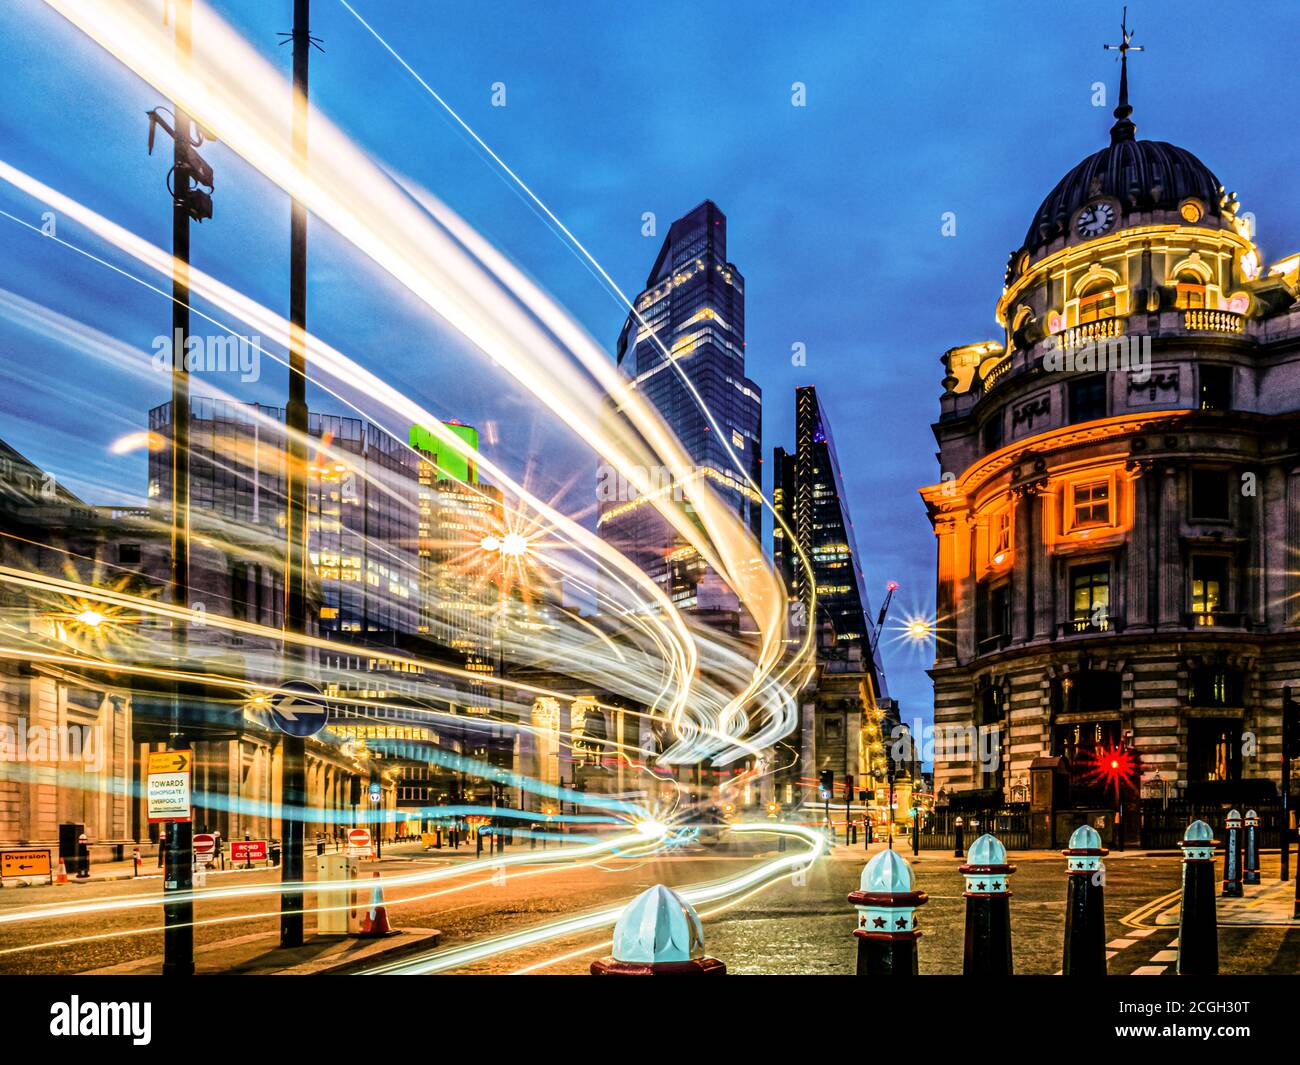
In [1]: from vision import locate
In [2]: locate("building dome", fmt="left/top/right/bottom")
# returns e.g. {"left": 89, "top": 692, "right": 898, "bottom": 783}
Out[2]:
{"left": 1018, "top": 29, "right": 1224, "bottom": 260}
{"left": 1022, "top": 138, "right": 1223, "bottom": 255}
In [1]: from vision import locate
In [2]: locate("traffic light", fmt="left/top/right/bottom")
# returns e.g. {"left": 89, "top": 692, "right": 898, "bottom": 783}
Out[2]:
{"left": 844, "top": 773, "right": 854, "bottom": 800}
{"left": 818, "top": 770, "right": 833, "bottom": 801}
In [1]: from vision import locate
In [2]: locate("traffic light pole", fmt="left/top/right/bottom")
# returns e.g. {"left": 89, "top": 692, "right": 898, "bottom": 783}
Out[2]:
{"left": 280, "top": 0, "right": 313, "bottom": 948}
{"left": 162, "top": 0, "right": 195, "bottom": 979}
{"left": 1283, "top": 686, "right": 1294, "bottom": 884}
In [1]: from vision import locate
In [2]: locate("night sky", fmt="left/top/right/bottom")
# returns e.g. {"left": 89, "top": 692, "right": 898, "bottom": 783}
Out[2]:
{"left": 1, "top": 0, "right": 1297, "bottom": 731}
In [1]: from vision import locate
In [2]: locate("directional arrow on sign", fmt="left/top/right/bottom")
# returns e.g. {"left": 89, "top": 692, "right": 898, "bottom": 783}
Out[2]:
{"left": 270, "top": 681, "right": 328, "bottom": 738}
{"left": 152, "top": 754, "right": 189, "bottom": 771}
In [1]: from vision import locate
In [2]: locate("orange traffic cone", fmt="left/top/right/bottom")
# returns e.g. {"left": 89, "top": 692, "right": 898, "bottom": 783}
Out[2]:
{"left": 55, "top": 861, "right": 68, "bottom": 885}
{"left": 357, "top": 871, "right": 392, "bottom": 937}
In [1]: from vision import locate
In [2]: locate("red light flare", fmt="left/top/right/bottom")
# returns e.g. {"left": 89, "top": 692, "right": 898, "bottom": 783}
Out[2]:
{"left": 1082, "top": 742, "right": 1140, "bottom": 804}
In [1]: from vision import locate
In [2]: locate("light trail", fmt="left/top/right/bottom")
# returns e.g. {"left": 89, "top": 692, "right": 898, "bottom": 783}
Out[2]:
{"left": 31, "top": 0, "right": 801, "bottom": 764}
{"left": 0, "top": 831, "right": 653, "bottom": 929}
{"left": 360, "top": 821, "right": 825, "bottom": 974}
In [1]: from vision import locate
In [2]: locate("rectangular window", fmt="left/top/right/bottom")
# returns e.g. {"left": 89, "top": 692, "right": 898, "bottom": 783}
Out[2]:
{"left": 1190, "top": 468, "right": 1230, "bottom": 521}
{"left": 1068, "top": 376, "right": 1107, "bottom": 423}
{"left": 982, "top": 415, "right": 1004, "bottom": 453}
{"left": 1071, "top": 562, "right": 1111, "bottom": 626}
{"left": 1071, "top": 479, "right": 1110, "bottom": 527}
{"left": 1198, "top": 364, "right": 1233, "bottom": 411}
{"left": 1190, "top": 556, "right": 1229, "bottom": 615}
{"left": 1187, "top": 719, "right": 1241, "bottom": 784}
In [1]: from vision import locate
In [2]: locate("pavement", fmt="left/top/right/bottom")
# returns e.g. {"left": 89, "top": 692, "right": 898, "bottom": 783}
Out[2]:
{"left": 87, "top": 926, "right": 442, "bottom": 975}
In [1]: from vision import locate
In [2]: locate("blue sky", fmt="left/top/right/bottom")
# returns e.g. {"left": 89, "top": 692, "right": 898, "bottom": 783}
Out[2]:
{"left": 1, "top": 0, "right": 1297, "bottom": 728}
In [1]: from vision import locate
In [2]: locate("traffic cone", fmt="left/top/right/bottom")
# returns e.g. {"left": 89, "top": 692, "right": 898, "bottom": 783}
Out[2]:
{"left": 358, "top": 872, "right": 392, "bottom": 937}
{"left": 55, "top": 861, "right": 68, "bottom": 885}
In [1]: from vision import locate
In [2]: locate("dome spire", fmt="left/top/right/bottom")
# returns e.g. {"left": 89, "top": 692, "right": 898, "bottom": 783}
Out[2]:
{"left": 1104, "top": 6, "right": 1144, "bottom": 143}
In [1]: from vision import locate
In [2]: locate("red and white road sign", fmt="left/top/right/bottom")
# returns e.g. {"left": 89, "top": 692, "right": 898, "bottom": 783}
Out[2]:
{"left": 231, "top": 840, "right": 268, "bottom": 863}
{"left": 348, "top": 828, "right": 371, "bottom": 849}
{"left": 193, "top": 833, "right": 216, "bottom": 864}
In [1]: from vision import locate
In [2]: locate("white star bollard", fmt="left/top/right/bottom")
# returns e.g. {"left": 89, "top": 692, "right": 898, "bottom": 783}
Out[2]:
{"left": 847, "top": 847, "right": 927, "bottom": 975}
{"left": 590, "top": 884, "right": 726, "bottom": 975}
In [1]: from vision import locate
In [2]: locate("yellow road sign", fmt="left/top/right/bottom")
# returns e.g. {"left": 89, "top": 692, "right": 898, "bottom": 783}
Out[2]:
{"left": 1, "top": 849, "right": 52, "bottom": 879}
{"left": 148, "top": 750, "right": 192, "bottom": 774}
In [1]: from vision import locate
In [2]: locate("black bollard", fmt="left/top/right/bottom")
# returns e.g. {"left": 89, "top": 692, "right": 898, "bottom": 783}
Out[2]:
{"left": 1243, "top": 810, "right": 1260, "bottom": 886}
{"left": 76, "top": 833, "right": 90, "bottom": 879}
{"left": 953, "top": 816, "right": 964, "bottom": 859}
{"left": 960, "top": 833, "right": 1015, "bottom": 976}
{"left": 848, "top": 848, "right": 927, "bottom": 976}
{"left": 1222, "top": 809, "right": 1243, "bottom": 897}
{"left": 1177, "top": 819, "right": 1219, "bottom": 975}
{"left": 865, "top": 816, "right": 873, "bottom": 847}
{"left": 1062, "top": 824, "right": 1108, "bottom": 976}
{"left": 912, "top": 814, "right": 921, "bottom": 855}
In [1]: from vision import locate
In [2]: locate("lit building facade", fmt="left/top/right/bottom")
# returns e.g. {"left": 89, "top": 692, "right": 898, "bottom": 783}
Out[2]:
{"left": 599, "top": 200, "right": 763, "bottom": 609}
{"left": 149, "top": 398, "right": 420, "bottom": 635}
{"left": 773, "top": 386, "right": 896, "bottom": 815}
{"left": 921, "top": 48, "right": 1300, "bottom": 827}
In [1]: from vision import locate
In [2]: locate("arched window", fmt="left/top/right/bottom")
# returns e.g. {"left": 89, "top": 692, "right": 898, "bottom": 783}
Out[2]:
{"left": 1174, "top": 271, "right": 1207, "bottom": 309}
{"left": 1078, "top": 278, "right": 1117, "bottom": 323}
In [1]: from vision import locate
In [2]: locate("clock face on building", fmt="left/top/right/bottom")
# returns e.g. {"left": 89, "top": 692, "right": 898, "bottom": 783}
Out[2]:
{"left": 1076, "top": 200, "right": 1117, "bottom": 239}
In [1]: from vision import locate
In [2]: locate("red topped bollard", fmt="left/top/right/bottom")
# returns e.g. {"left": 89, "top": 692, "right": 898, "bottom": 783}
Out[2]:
{"left": 590, "top": 885, "right": 726, "bottom": 975}
{"left": 1222, "top": 809, "right": 1243, "bottom": 897}
{"left": 961, "top": 833, "right": 1015, "bottom": 976}
{"left": 1062, "top": 824, "right": 1108, "bottom": 976}
{"left": 848, "top": 848, "right": 927, "bottom": 976}
{"left": 1178, "top": 819, "right": 1219, "bottom": 976}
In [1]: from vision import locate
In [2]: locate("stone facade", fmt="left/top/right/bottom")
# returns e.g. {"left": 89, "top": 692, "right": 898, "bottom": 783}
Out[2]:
{"left": 921, "top": 84, "right": 1300, "bottom": 809}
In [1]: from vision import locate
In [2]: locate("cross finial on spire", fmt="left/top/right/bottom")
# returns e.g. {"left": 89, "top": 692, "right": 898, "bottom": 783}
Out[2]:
{"left": 1103, "top": 6, "right": 1144, "bottom": 143}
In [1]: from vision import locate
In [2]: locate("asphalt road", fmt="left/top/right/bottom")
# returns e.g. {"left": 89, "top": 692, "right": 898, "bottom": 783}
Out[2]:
{"left": 0, "top": 837, "right": 1293, "bottom": 975}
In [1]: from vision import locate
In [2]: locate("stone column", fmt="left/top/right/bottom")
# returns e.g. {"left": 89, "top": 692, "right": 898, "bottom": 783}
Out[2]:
{"left": 1031, "top": 486, "right": 1056, "bottom": 640}
{"left": 1157, "top": 464, "right": 1184, "bottom": 628}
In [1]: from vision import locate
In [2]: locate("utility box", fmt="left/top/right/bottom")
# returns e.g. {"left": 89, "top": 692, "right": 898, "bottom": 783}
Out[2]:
{"left": 58, "top": 823, "right": 85, "bottom": 875}
{"left": 315, "top": 854, "right": 357, "bottom": 935}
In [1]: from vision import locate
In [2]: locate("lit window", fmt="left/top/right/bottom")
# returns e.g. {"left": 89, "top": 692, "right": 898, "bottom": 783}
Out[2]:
{"left": 1072, "top": 479, "right": 1110, "bottom": 527}
{"left": 1191, "top": 556, "right": 1228, "bottom": 615}
{"left": 1071, "top": 562, "right": 1110, "bottom": 626}
{"left": 1078, "top": 285, "right": 1116, "bottom": 323}
{"left": 992, "top": 510, "right": 1011, "bottom": 560}
{"left": 1175, "top": 278, "right": 1207, "bottom": 309}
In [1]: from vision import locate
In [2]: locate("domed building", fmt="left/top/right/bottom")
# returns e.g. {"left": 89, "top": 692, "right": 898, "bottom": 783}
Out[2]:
{"left": 920, "top": 30, "right": 1300, "bottom": 845}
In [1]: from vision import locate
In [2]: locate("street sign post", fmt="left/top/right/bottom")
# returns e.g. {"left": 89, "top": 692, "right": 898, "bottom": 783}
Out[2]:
{"left": 347, "top": 828, "right": 371, "bottom": 858}
{"left": 269, "top": 680, "right": 328, "bottom": 738}
{"left": 147, "top": 749, "right": 192, "bottom": 823}
{"left": 369, "top": 783, "right": 381, "bottom": 804}
{"left": 1, "top": 848, "right": 53, "bottom": 885}
{"left": 193, "top": 833, "right": 216, "bottom": 867}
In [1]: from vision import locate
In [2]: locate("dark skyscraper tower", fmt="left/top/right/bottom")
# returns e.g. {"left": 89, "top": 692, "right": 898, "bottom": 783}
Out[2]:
{"left": 774, "top": 386, "right": 888, "bottom": 699}
{"left": 599, "top": 201, "right": 762, "bottom": 609}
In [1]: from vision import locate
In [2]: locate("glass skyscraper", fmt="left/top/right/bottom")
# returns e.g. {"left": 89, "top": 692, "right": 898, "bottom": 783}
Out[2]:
{"left": 599, "top": 200, "right": 762, "bottom": 609}
{"left": 773, "top": 386, "right": 888, "bottom": 699}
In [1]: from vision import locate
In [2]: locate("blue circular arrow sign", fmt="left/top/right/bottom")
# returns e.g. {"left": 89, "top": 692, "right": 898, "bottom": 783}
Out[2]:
{"left": 269, "top": 680, "right": 328, "bottom": 738}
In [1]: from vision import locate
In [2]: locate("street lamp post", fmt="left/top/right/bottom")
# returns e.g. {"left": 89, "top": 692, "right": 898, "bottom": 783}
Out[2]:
{"left": 280, "top": 0, "right": 319, "bottom": 949}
